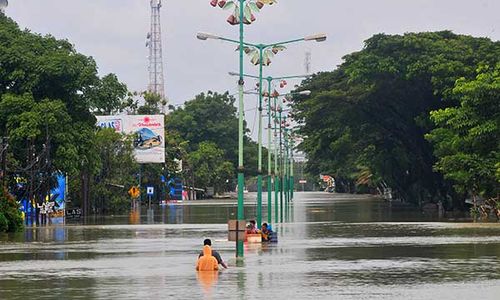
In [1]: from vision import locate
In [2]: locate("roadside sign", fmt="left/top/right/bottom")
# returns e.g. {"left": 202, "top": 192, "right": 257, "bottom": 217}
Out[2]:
{"left": 147, "top": 186, "right": 154, "bottom": 196}
{"left": 128, "top": 186, "right": 140, "bottom": 199}
{"left": 66, "top": 208, "right": 82, "bottom": 219}
{"left": 299, "top": 179, "right": 307, "bottom": 184}
{"left": 228, "top": 220, "right": 246, "bottom": 241}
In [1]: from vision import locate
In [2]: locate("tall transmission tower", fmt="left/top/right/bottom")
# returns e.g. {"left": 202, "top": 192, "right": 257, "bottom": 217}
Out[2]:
{"left": 146, "top": 0, "right": 166, "bottom": 113}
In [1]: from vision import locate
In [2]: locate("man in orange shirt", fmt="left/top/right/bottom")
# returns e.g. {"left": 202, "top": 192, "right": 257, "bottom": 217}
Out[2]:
{"left": 196, "top": 245, "right": 219, "bottom": 271}
{"left": 198, "top": 239, "right": 228, "bottom": 269}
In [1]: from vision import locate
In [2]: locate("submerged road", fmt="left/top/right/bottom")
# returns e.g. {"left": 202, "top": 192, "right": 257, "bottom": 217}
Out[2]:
{"left": 1, "top": 192, "right": 500, "bottom": 299}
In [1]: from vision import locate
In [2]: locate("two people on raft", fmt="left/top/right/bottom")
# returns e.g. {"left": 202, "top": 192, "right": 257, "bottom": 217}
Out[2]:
{"left": 246, "top": 220, "right": 274, "bottom": 242}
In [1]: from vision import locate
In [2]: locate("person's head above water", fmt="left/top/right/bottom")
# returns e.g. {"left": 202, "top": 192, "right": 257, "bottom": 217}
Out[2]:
{"left": 203, "top": 239, "right": 212, "bottom": 246}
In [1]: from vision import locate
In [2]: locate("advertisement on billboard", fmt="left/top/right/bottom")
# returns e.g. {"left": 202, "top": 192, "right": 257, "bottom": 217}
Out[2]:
{"left": 96, "top": 115, "right": 165, "bottom": 163}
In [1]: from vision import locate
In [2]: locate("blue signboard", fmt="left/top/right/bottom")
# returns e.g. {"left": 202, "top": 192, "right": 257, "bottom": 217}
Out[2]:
{"left": 52, "top": 173, "right": 66, "bottom": 210}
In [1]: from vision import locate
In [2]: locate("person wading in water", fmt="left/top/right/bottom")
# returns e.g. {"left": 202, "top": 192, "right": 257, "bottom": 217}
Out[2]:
{"left": 198, "top": 239, "right": 228, "bottom": 269}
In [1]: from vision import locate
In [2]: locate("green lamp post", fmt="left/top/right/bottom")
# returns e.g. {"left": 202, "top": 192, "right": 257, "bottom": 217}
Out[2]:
{"left": 272, "top": 91, "right": 309, "bottom": 221}
{"left": 206, "top": 33, "right": 325, "bottom": 228}
{"left": 204, "top": 0, "right": 276, "bottom": 258}
{"left": 272, "top": 91, "right": 310, "bottom": 222}
{"left": 231, "top": 73, "right": 313, "bottom": 224}
{"left": 289, "top": 134, "right": 295, "bottom": 201}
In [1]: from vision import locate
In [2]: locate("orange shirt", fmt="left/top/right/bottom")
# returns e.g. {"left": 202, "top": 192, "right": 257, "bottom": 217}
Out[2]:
{"left": 196, "top": 245, "right": 219, "bottom": 271}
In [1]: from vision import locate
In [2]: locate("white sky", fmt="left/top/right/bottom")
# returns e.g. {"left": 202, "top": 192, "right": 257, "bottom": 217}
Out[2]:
{"left": 5, "top": 0, "right": 499, "bottom": 139}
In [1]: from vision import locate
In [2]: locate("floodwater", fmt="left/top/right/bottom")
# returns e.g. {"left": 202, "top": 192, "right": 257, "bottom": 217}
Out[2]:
{"left": 1, "top": 192, "right": 500, "bottom": 299}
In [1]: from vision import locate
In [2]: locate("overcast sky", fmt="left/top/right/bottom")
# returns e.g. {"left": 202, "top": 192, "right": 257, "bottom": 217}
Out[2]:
{"left": 5, "top": 0, "right": 499, "bottom": 137}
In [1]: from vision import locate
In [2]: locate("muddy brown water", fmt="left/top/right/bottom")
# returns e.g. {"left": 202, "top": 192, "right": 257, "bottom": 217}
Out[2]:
{"left": 1, "top": 192, "right": 499, "bottom": 299}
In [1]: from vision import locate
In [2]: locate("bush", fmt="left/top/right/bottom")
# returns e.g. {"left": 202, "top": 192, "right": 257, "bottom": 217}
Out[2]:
{"left": 0, "top": 188, "right": 24, "bottom": 233}
{"left": 0, "top": 212, "right": 8, "bottom": 232}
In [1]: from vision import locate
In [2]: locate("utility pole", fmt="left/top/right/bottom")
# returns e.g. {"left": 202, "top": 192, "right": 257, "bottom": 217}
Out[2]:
{"left": 146, "top": 0, "right": 167, "bottom": 113}
{"left": 0, "top": 137, "right": 7, "bottom": 186}
{"left": 27, "top": 139, "right": 36, "bottom": 224}
{"left": 44, "top": 122, "right": 51, "bottom": 224}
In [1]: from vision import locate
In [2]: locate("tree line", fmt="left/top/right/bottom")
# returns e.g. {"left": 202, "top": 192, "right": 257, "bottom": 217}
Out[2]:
{"left": 292, "top": 31, "right": 499, "bottom": 212}
{"left": 0, "top": 14, "right": 265, "bottom": 231}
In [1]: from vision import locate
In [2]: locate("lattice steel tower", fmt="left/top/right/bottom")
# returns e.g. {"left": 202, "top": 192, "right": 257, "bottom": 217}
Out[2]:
{"left": 146, "top": 0, "right": 166, "bottom": 113}
{"left": 0, "top": 0, "right": 8, "bottom": 13}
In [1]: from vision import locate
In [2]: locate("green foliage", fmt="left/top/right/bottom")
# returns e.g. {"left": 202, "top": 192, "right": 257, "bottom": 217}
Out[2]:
{"left": 426, "top": 64, "right": 500, "bottom": 197}
{"left": 87, "top": 73, "right": 128, "bottom": 115}
{"left": 136, "top": 92, "right": 166, "bottom": 115}
{"left": 166, "top": 91, "right": 265, "bottom": 178}
{"left": 293, "top": 31, "right": 500, "bottom": 206}
{"left": 89, "top": 129, "right": 138, "bottom": 214}
{"left": 0, "top": 14, "right": 100, "bottom": 177}
{"left": 0, "top": 188, "right": 23, "bottom": 233}
{"left": 187, "top": 141, "right": 234, "bottom": 193}
{"left": 0, "top": 15, "right": 136, "bottom": 214}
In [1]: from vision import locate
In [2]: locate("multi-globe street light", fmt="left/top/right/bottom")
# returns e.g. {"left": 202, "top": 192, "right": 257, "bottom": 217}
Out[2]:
{"left": 229, "top": 70, "right": 316, "bottom": 224}
{"left": 267, "top": 90, "right": 310, "bottom": 222}
{"left": 200, "top": 33, "right": 325, "bottom": 228}
{"left": 203, "top": 0, "right": 277, "bottom": 258}
{"left": 203, "top": 0, "right": 323, "bottom": 257}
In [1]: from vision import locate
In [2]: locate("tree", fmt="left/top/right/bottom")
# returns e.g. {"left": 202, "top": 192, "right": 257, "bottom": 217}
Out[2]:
{"left": 0, "top": 187, "right": 23, "bottom": 233}
{"left": 0, "top": 14, "right": 136, "bottom": 214}
{"left": 166, "top": 91, "right": 266, "bottom": 178}
{"left": 89, "top": 128, "right": 138, "bottom": 213}
{"left": 426, "top": 64, "right": 499, "bottom": 201}
{"left": 87, "top": 73, "right": 128, "bottom": 115}
{"left": 292, "top": 32, "right": 500, "bottom": 207}
{"left": 136, "top": 92, "right": 166, "bottom": 115}
{"left": 186, "top": 141, "right": 234, "bottom": 193}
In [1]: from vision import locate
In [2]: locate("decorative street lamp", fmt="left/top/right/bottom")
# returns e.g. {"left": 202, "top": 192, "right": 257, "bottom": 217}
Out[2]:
{"left": 201, "top": 32, "right": 325, "bottom": 228}
{"left": 230, "top": 71, "right": 311, "bottom": 223}
{"left": 203, "top": 1, "right": 322, "bottom": 257}
{"left": 202, "top": 32, "right": 326, "bottom": 227}
{"left": 271, "top": 91, "right": 310, "bottom": 222}
{"left": 204, "top": 0, "right": 276, "bottom": 258}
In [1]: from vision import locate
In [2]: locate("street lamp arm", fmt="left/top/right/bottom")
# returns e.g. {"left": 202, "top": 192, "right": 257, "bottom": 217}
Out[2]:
{"left": 196, "top": 32, "right": 257, "bottom": 47}
{"left": 198, "top": 33, "right": 326, "bottom": 49}
{"left": 219, "top": 36, "right": 257, "bottom": 47}
{"left": 228, "top": 72, "right": 260, "bottom": 79}
{"left": 267, "top": 74, "right": 311, "bottom": 81}
{"left": 263, "top": 37, "right": 305, "bottom": 49}
{"left": 304, "top": 33, "right": 327, "bottom": 42}
{"left": 262, "top": 33, "right": 327, "bottom": 49}
{"left": 229, "top": 72, "right": 310, "bottom": 82}
{"left": 274, "top": 90, "right": 312, "bottom": 98}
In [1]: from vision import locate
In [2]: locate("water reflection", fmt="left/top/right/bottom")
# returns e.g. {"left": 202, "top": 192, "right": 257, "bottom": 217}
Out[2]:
{"left": 197, "top": 271, "right": 218, "bottom": 295}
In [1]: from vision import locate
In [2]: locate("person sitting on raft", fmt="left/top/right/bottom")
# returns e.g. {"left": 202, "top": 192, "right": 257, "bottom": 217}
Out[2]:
{"left": 246, "top": 220, "right": 260, "bottom": 234}
{"left": 261, "top": 223, "right": 273, "bottom": 242}
{"left": 196, "top": 245, "right": 219, "bottom": 271}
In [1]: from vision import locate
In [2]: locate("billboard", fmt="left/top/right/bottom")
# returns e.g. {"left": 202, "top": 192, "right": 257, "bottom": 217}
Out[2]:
{"left": 96, "top": 115, "right": 165, "bottom": 163}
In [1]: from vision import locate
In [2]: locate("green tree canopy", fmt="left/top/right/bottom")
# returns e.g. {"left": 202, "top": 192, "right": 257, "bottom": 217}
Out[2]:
{"left": 426, "top": 64, "right": 500, "bottom": 198}
{"left": 293, "top": 31, "right": 500, "bottom": 206}
{"left": 87, "top": 73, "right": 128, "bottom": 116}
{"left": 166, "top": 91, "right": 265, "bottom": 177}
{"left": 187, "top": 141, "right": 234, "bottom": 193}
{"left": 0, "top": 14, "right": 135, "bottom": 214}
